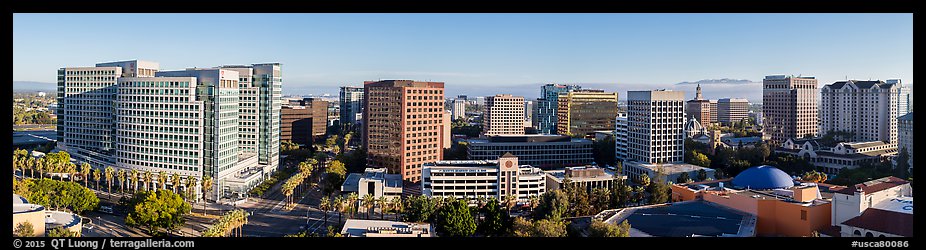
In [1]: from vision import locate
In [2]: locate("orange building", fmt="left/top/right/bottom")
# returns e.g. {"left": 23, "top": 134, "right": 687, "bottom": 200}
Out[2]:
{"left": 671, "top": 166, "right": 843, "bottom": 237}
{"left": 363, "top": 80, "right": 446, "bottom": 182}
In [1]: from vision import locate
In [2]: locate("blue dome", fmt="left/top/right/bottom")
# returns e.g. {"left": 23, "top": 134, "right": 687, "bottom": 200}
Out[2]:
{"left": 732, "top": 165, "right": 794, "bottom": 190}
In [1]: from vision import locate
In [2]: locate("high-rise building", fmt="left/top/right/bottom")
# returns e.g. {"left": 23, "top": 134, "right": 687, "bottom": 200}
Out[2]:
{"left": 483, "top": 94, "right": 525, "bottom": 136}
{"left": 614, "top": 113, "right": 629, "bottom": 163}
{"left": 762, "top": 75, "right": 818, "bottom": 144}
{"left": 626, "top": 90, "right": 685, "bottom": 164}
{"left": 280, "top": 105, "right": 312, "bottom": 145}
{"left": 220, "top": 63, "right": 283, "bottom": 179}
{"left": 443, "top": 110, "right": 452, "bottom": 149}
{"left": 897, "top": 113, "right": 913, "bottom": 168}
{"left": 339, "top": 86, "right": 364, "bottom": 127}
{"left": 302, "top": 98, "right": 330, "bottom": 138}
{"left": 685, "top": 84, "right": 714, "bottom": 125}
{"left": 556, "top": 90, "right": 619, "bottom": 137}
{"left": 327, "top": 101, "right": 340, "bottom": 127}
{"left": 59, "top": 60, "right": 281, "bottom": 201}
{"left": 363, "top": 80, "right": 445, "bottom": 182}
{"left": 451, "top": 98, "right": 466, "bottom": 121}
{"left": 524, "top": 100, "right": 534, "bottom": 128}
{"left": 887, "top": 79, "right": 912, "bottom": 117}
{"left": 717, "top": 98, "right": 750, "bottom": 125}
{"left": 820, "top": 80, "right": 898, "bottom": 145}
{"left": 534, "top": 84, "right": 582, "bottom": 134}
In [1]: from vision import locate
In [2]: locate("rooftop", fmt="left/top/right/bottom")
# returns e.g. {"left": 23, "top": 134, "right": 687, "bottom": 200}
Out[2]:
{"left": 621, "top": 200, "right": 753, "bottom": 237}
{"left": 627, "top": 162, "right": 713, "bottom": 175}
{"left": 836, "top": 176, "right": 909, "bottom": 195}
{"left": 45, "top": 210, "right": 82, "bottom": 229}
{"left": 842, "top": 208, "right": 913, "bottom": 237}
{"left": 340, "top": 219, "right": 432, "bottom": 237}
{"left": 898, "top": 112, "right": 913, "bottom": 121}
{"left": 13, "top": 203, "right": 44, "bottom": 214}
{"left": 13, "top": 194, "right": 28, "bottom": 204}
{"left": 468, "top": 134, "right": 589, "bottom": 143}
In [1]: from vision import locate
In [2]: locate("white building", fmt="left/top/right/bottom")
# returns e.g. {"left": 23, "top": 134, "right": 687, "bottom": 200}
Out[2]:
{"left": 341, "top": 168, "right": 403, "bottom": 200}
{"left": 896, "top": 113, "right": 913, "bottom": 169}
{"left": 339, "top": 86, "right": 364, "bottom": 126}
{"left": 340, "top": 219, "right": 433, "bottom": 237}
{"left": 545, "top": 166, "right": 625, "bottom": 192}
{"left": 831, "top": 177, "right": 912, "bottom": 237}
{"left": 451, "top": 98, "right": 466, "bottom": 121}
{"left": 614, "top": 113, "right": 628, "bottom": 163}
{"left": 820, "top": 80, "right": 898, "bottom": 145}
{"left": 622, "top": 161, "right": 715, "bottom": 185}
{"left": 626, "top": 90, "right": 686, "bottom": 164}
{"left": 483, "top": 94, "right": 525, "bottom": 136}
{"left": 685, "top": 116, "right": 707, "bottom": 138}
{"left": 421, "top": 153, "right": 545, "bottom": 203}
{"left": 524, "top": 100, "right": 534, "bottom": 128}
{"left": 717, "top": 98, "right": 749, "bottom": 125}
{"left": 887, "top": 79, "right": 912, "bottom": 117}
{"left": 777, "top": 138, "right": 896, "bottom": 174}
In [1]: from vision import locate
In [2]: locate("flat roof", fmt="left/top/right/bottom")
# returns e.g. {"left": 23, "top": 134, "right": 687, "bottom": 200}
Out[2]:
{"left": 13, "top": 194, "right": 28, "bottom": 204}
{"left": 467, "top": 134, "right": 590, "bottom": 143}
{"left": 622, "top": 200, "right": 751, "bottom": 237}
{"left": 425, "top": 160, "right": 498, "bottom": 167}
{"left": 45, "top": 210, "right": 81, "bottom": 229}
{"left": 627, "top": 162, "right": 713, "bottom": 174}
{"left": 340, "top": 219, "right": 432, "bottom": 237}
{"left": 13, "top": 203, "right": 44, "bottom": 214}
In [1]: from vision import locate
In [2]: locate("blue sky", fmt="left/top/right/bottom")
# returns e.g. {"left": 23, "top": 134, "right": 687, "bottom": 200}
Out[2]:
{"left": 13, "top": 14, "right": 912, "bottom": 101}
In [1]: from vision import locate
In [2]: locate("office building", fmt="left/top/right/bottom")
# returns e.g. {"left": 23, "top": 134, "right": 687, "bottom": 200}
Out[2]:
{"left": 281, "top": 105, "right": 313, "bottom": 145}
{"left": 762, "top": 75, "right": 818, "bottom": 144}
{"left": 59, "top": 60, "right": 281, "bottom": 201}
{"left": 545, "top": 166, "right": 624, "bottom": 192}
{"left": 327, "top": 101, "right": 340, "bottom": 127}
{"left": 483, "top": 94, "right": 525, "bottom": 136}
{"left": 340, "top": 219, "right": 433, "bottom": 237}
{"left": 717, "top": 98, "right": 750, "bottom": 125}
{"left": 364, "top": 80, "right": 446, "bottom": 182}
{"left": 887, "top": 79, "right": 912, "bottom": 117}
{"left": 685, "top": 84, "right": 714, "bottom": 125}
{"left": 831, "top": 176, "right": 912, "bottom": 237}
{"left": 820, "top": 80, "right": 898, "bottom": 145}
{"left": 443, "top": 110, "right": 451, "bottom": 149}
{"left": 451, "top": 98, "right": 466, "bottom": 121}
{"left": 670, "top": 166, "right": 839, "bottom": 237}
{"left": 897, "top": 113, "right": 913, "bottom": 168}
{"left": 534, "top": 84, "right": 582, "bottom": 134}
{"left": 556, "top": 89, "right": 619, "bottom": 136}
{"left": 339, "top": 86, "right": 364, "bottom": 127}
{"left": 524, "top": 100, "right": 533, "bottom": 128}
{"left": 466, "top": 135, "right": 593, "bottom": 169}
{"left": 421, "top": 154, "right": 545, "bottom": 203}
{"left": 341, "top": 168, "right": 403, "bottom": 200}
{"left": 615, "top": 113, "right": 629, "bottom": 163}
{"left": 777, "top": 138, "right": 897, "bottom": 174}
{"left": 626, "top": 90, "right": 685, "bottom": 164}
{"left": 300, "top": 98, "right": 329, "bottom": 138}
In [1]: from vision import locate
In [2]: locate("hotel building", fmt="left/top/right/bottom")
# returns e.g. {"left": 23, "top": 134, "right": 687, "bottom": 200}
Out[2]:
{"left": 820, "top": 80, "right": 898, "bottom": 145}
{"left": 364, "top": 80, "right": 446, "bottom": 182}
{"left": 762, "top": 75, "right": 818, "bottom": 144}
{"left": 483, "top": 94, "right": 525, "bottom": 136}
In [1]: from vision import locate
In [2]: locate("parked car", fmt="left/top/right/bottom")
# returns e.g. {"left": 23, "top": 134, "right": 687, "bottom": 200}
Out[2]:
{"left": 99, "top": 205, "right": 114, "bottom": 214}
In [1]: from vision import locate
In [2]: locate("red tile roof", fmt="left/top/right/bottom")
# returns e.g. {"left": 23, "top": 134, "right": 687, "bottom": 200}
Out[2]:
{"left": 842, "top": 208, "right": 913, "bottom": 237}
{"left": 835, "top": 176, "right": 909, "bottom": 195}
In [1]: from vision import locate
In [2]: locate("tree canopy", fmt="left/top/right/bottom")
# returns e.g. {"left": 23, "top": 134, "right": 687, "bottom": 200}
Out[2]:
{"left": 125, "top": 190, "right": 191, "bottom": 236}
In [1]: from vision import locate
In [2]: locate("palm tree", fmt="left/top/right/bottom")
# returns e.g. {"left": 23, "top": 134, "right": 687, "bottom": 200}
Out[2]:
{"left": 504, "top": 194, "right": 517, "bottom": 216}
{"left": 104, "top": 166, "right": 114, "bottom": 199}
{"left": 157, "top": 171, "right": 167, "bottom": 190}
{"left": 184, "top": 176, "right": 197, "bottom": 202}
{"left": 92, "top": 169, "right": 102, "bottom": 190}
{"left": 332, "top": 196, "right": 344, "bottom": 225}
{"left": 143, "top": 171, "right": 153, "bottom": 192}
{"left": 528, "top": 195, "right": 540, "bottom": 213}
{"left": 347, "top": 193, "right": 359, "bottom": 219}
{"left": 319, "top": 196, "right": 330, "bottom": 228}
{"left": 129, "top": 169, "right": 139, "bottom": 193}
{"left": 66, "top": 163, "right": 77, "bottom": 183}
{"left": 35, "top": 158, "right": 44, "bottom": 179}
{"left": 80, "top": 163, "right": 91, "bottom": 187}
{"left": 390, "top": 196, "right": 403, "bottom": 221}
{"left": 362, "top": 194, "right": 375, "bottom": 219}
{"left": 171, "top": 173, "right": 181, "bottom": 194}
{"left": 201, "top": 175, "right": 213, "bottom": 216}
{"left": 25, "top": 157, "right": 35, "bottom": 178}
{"left": 377, "top": 196, "right": 388, "bottom": 220}
{"left": 282, "top": 182, "right": 294, "bottom": 208}
{"left": 117, "top": 169, "right": 126, "bottom": 195}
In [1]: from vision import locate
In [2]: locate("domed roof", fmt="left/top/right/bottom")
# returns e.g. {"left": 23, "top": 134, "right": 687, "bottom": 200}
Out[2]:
{"left": 732, "top": 165, "right": 794, "bottom": 190}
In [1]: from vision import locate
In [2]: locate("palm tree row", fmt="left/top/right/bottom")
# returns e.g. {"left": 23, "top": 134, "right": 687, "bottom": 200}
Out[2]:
{"left": 201, "top": 209, "right": 249, "bottom": 237}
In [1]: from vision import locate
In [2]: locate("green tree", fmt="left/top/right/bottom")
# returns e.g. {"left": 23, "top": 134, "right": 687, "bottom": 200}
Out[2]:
{"left": 648, "top": 174, "right": 671, "bottom": 205}
{"left": 124, "top": 190, "right": 192, "bottom": 236}
{"left": 402, "top": 195, "right": 436, "bottom": 222}
{"left": 332, "top": 196, "right": 344, "bottom": 225}
{"left": 201, "top": 175, "right": 213, "bottom": 215}
{"left": 637, "top": 174, "right": 650, "bottom": 187}
{"left": 23, "top": 178, "right": 99, "bottom": 214}
{"left": 319, "top": 196, "right": 330, "bottom": 227}
{"left": 117, "top": 169, "right": 126, "bottom": 195}
{"left": 697, "top": 169, "right": 708, "bottom": 182}
{"left": 689, "top": 151, "right": 711, "bottom": 168}
{"left": 362, "top": 193, "right": 375, "bottom": 219}
{"left": 79, "top": 163, "right": 91, "bottom": 188}
{"left": 533, "top": 189, "right": 569, "bottom": 220}
{"left": 323, "top": 160, "right": 347, "bottom": 195}
{"left": 92, "top": 169, "right": 102, "bottom": 190}
{"left": 588, "top": 220, "right": 630, "bottom": 237}
{"left": 895, "top": 146, "right": 911, "bottom": 179}
{"left": 478, "top": 197, "right": 511, "bottom": 236}
{"left": 676, "top": 172, "right": 692, "bottom": 184}
{"left": 14, "top": 221, "right": 36, "bottom": 237}
{"left": 46, "top": 227, "right": 79, "bottom": 237}
{"left": 104, "top": 166, "right": 114, "bottom": 199}
{"left": 532, "top": 218, "right": 568, "bottom": 237}
{"left": 433, "top": 198, "right": 476, "bottom": 237}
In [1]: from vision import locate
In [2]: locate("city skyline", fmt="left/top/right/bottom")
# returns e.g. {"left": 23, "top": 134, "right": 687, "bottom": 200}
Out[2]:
{"left": 13, "top": 13, "right": 913, "bottom": 101}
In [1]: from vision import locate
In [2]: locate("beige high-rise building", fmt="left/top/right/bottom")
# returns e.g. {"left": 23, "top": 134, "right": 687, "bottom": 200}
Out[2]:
{"left": 363, "top": 80, "right": 445, "bottom": 182}
{"left": 627, "top": 90, "right": 686, "bottom": 164}
{"left": 717, "top": 98, "right": 750, "bottom": 125}
{"left": 556, "top": 90, "right": 619, "bottom": 137}
{"left": 483, "top": 94, "right": 525, "bottom": 136}
{"left": 820, "top": 80, "right": 898, "bottom": 145}
{"left": 763, "top": 75, "right": 818, "bottom": 144}
{"left": 686, "top": 84, "right": 714, "bottom": 125}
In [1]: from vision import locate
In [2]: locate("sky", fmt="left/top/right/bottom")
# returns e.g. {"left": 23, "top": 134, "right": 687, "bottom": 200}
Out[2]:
{"left": 13, "top": 13, "right": 913, "bottom": 102}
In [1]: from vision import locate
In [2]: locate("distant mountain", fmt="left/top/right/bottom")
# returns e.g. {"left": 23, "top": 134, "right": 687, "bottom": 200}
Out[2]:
{"left": 675, "top": 78, "right": 756, "bottom": 85}
{"left": 13, "top": 81, "right": 56, "bottom": 92}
